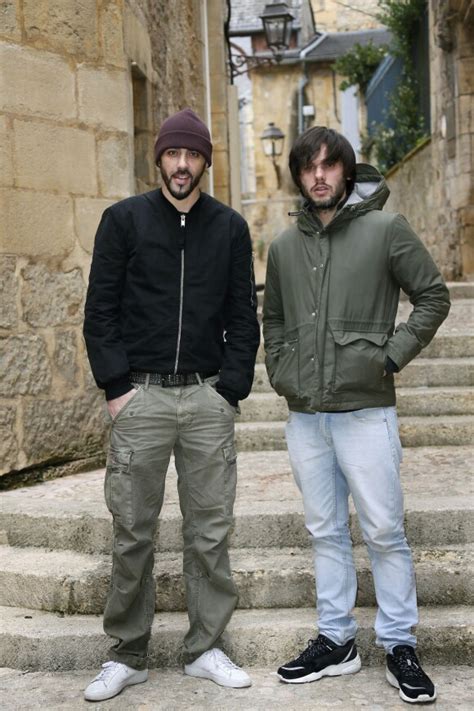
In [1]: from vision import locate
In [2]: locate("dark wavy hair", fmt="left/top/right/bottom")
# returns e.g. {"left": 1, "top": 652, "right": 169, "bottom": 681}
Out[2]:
{"left": 289, "top": 126, "right": 356, "bottom": 195}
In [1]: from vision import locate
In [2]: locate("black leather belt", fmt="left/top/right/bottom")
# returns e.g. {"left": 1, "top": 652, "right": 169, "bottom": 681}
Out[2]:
{"left": 130, "top": 372, "right": 216, "bottom": 387}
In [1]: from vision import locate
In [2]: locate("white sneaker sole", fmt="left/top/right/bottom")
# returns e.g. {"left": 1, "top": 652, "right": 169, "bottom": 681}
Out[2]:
{"left": 277, "top": 653, "right": 362, "bottom": 684}
{"left": 84, "top": 669, "right": 148, "bottom": 701}
{"left": 386, "top": 668, "right": 437, "bottom": 704}
{"left": 184, "top": 665, "right": 252, "bottom": 688}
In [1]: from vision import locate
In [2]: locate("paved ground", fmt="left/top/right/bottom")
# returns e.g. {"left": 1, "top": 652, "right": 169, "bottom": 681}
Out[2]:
{"left": 1, "top": 665, "right": 473, "bottom": 710}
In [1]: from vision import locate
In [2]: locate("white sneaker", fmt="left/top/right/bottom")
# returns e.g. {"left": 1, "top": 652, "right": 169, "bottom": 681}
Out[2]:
{"left": 84, "top": 661, "right": 148, "bottom": 701}
{"left": 184, "top": 648, "right": 252, "bottom": 688}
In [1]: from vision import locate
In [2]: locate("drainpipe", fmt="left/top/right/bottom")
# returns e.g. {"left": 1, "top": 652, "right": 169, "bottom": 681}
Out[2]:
{"left": 201, "top": 0, "right": 214, "bottom": 195}
{"left": 297, "top": 67, "right": 309, "bottom": 135}
{"left": 298, "top": 33, "right": 326, "bottom": 135}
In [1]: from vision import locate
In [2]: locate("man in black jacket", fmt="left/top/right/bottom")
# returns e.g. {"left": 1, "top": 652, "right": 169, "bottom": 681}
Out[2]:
{"left": 83, "top": 109, "right": 260, "bottom": 701}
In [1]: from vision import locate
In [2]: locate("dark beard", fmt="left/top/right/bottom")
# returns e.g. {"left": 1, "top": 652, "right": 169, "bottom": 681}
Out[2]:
{"left": 303, "top": 179, "right": 347, "bottom": 211}
{"left": 160, "top": 165, "right": 206, "bottom": 200}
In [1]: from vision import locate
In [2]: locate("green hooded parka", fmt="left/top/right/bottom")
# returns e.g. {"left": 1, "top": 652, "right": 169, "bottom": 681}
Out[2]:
{"left": 262, "top": 164, "right": 451, "bottom": 413}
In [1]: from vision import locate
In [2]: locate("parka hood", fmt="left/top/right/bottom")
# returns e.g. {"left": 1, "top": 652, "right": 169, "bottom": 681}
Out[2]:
{"left": 345, "top": 163, "right": 389, "bottom": 211}
{"left": 296, "top": 163, "right": 390, "bottom": 234}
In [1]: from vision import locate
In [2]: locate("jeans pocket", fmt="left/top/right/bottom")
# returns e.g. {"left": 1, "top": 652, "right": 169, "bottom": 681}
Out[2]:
{"left": 350, "top": 407, "right": 387, "bottom": 422}
{"left": 104, "top": 448, "right": 134, "bottom": 526}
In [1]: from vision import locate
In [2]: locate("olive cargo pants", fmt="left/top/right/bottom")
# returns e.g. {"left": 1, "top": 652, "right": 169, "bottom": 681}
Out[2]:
{"left": 103, "top": 376, "right": 239, "bottom": 670}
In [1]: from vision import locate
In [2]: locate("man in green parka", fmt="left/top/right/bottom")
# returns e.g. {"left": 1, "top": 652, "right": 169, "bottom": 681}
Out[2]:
{"left": 263, "top": 126, "right": 450, "bottom": 704}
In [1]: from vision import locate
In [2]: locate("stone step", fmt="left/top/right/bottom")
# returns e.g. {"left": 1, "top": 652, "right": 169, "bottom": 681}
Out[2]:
{"left": 256, "top": 296, "right": 474, "bottom": 364}
{"left": 1, "top": 544, "right": 471, "bottom": 615}
{"left": 1, "top": 447, "right": 472, "bottom": 555}
{"left": 2, "top": 665, "right": 472, "bottom": 711}
{"left": 405, "top": 281, "right": 474, "bottom": 300}
{"left": 239, "top": 388, "right": 474, "bottom": 421}
{"left": 256, "top": 333, "right": 474, "bottom": 364}
{"left": 235, "top": 415, "right": 474, "bottom": 450}
{"left": 446, "top": 281, "right": 474, "bottom": 299}
{"left": 257, "top": 282, "right": 473, "bottom": 309}
{"left": 1, "top": 604, "right": 472, "bottom": 671}
{"left": 252, "top": 359, "right": 474, "bottom": 392}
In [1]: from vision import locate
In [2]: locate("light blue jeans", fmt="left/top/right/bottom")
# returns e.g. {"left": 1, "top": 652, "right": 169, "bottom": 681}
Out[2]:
{"left": 285, "top": 407, "right": 417, "bottom": 653}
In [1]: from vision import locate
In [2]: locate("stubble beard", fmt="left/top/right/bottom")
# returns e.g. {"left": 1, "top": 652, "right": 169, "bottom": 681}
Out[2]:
{"left": 160, "top": 165, "right": 206, "bottom": 200}
{"left": 304, "top": 178, "right": 347, "bottom": 211}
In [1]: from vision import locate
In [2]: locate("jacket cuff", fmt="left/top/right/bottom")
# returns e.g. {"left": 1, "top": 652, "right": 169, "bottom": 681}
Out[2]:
{"left": 384, "top": 356, "right": 399, "bottom": 374}
{"left": 105, "top": 375, "right": 133, "bottom": 401}
{"left": 215, "top": 383, "right": 239, "bottom": 407}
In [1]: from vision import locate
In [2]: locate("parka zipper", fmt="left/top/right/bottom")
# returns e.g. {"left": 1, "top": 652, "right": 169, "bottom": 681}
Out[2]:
{"left": 174, "top": 213, "right": 186, "bottom": 374}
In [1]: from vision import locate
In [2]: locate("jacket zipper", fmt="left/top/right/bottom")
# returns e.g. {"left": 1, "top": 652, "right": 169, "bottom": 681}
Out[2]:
{"left": 174, "top": 213, "right": 186, "bottom": 374}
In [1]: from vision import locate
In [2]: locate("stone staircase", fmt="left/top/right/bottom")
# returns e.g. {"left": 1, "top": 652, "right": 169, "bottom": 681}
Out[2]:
{"left": 0, "top": 283, "right": 473, "bottom": 704}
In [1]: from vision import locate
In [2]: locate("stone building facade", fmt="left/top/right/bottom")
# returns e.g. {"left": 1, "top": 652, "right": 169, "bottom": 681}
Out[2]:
{"left": 234, "top": 0, "right": 472, "bottom": 282}
{"left": 230, "top": 0, "right": 387, "bottom": 283}
{"left": 0, "top": 0, "right": 234, "bottom": 481}
{"left": 385, "top": 0, "right": 473, "bottom": 279}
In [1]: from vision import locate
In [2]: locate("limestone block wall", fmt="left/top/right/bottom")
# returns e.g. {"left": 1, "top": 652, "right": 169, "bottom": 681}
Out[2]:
{"left": 242, "top": 196, "right": 301, "bottom": 285}
{"left": 310, "top": 0, "right": 383, "bottom": 32}
{"left": 0, "top": 0, "right": 229, "bottom": 481}
{"left": 251, "top": 64, "right": 310, "bottom": 199}
{"left": 385, "top": 3, "right": 474, "bottom": 279}
{"left": 385, "top": 140, "right": 462, "bottom": 278}
{"left": 250, "top": 63, "right": 343, "bottom": 195}
{"left": 0, "top": 1, "right": 134, "bottom": 479}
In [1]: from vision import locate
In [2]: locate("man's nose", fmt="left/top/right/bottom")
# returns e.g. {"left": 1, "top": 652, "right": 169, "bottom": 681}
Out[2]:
{"left": 314, "top": 164, "right": 324, "bottom": 179}
{"left": 177, "top": 150, "right": 188, "bottom": 169}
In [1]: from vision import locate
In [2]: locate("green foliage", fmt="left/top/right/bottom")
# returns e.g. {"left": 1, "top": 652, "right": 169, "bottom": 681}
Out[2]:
{"left": 377, "top": 0, "right": 426, "bottom": 60}
{"left": 367, "top": 0, "right": 428, "bottom": 173}
{"left": 334, "top": 42, "right": 388, "bottom": 92}
{"left": 332, "top": 0, "right": 429, "bottom": 173}
{"left": 369, "top": 77, "right": 427, "bottom": 174}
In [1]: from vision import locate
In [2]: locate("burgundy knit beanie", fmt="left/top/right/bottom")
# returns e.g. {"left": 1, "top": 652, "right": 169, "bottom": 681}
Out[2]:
{"left": 154, "top": 108, "right": 212, "bottom": 167}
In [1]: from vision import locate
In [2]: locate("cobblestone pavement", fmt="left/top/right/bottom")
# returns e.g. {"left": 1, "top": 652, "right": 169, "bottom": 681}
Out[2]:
{"left": 1, "top": 666, "right": 473, "bottom": 710}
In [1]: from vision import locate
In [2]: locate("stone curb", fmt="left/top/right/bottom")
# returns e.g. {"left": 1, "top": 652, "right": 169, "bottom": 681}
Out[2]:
{"left": 235, "top": 416, "right": 474, "bottom": 450}
{"left": 1, "top": 447, "right": 473, "bottom": 555}
{"left": 251, "top": 359, "right": 474, "bottom": 392}
{"left": 0, "top": 544, "right": 472, "bottom": 615}
{"left": 238, "top": 388, "right": 474, "bottom": 422}
{"left": 1, "top": 605, "right": 472, "bottom": 671}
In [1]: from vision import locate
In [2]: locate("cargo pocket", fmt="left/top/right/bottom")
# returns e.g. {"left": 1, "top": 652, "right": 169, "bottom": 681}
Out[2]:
{"left": 330, "top": 327, "right": 388, "bottom": 393}
{"left": 104, "top": 448, "right": 134, "bottom": 527}
{"left": 222, "top": 444, "right": 237, "bottom": 517}
{"left": 272, "top": 333, "right": 300, "bottom": 398}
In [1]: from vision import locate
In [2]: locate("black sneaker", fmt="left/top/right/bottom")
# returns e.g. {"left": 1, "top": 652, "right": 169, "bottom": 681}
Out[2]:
{"left": 277, "top": 634, "right": 361, "bottom": 684}
{"left": 386, "top": 645, "right": 436, "bottom": 704}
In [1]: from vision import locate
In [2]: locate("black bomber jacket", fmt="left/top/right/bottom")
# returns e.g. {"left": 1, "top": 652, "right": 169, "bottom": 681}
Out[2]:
{"left": 83, "top": 189, "right": 260, "bottom": 404}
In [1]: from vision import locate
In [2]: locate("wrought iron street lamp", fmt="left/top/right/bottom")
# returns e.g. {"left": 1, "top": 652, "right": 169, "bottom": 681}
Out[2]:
{"left": 227, "top": 1, "right": 294, "bottom": 79}
{"left": 260, "top": 1, "right": 295, "bottom": 55}
{"left": 260, "top": 122, "right": 285, "bottom": 189}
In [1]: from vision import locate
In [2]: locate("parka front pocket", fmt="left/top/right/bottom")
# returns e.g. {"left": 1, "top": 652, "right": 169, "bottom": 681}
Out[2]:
{"left": 104, "top": 448, "right": 134, "bottom": 527}
{"left": 272, "top": 337, "right": 300, "bottom": 398}
{"left": 331, "top": 329, "right": 388, "bottom": 393}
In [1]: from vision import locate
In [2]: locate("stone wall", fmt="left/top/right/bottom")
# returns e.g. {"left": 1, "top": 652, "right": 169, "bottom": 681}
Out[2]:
{"left": 385, "top": 139, "right": 462, "bottom": 278}
{"left": 0, "top": 0, "right": 231, "bottom": 481}
{"left": 385, "top": 2, "right": 474, "bottom": 279}
{"left": 247, "top": 2, "right": 473, "bottom": 281}
{"left": 242, "top": 196, "right": 301, "bottom": 285}
{"left": 310, "top": 0, "right": 383, "bottom": 32}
